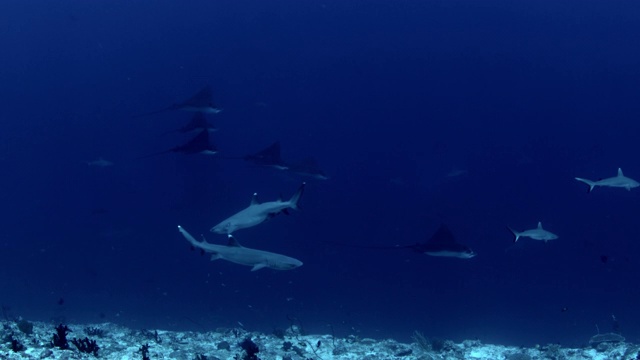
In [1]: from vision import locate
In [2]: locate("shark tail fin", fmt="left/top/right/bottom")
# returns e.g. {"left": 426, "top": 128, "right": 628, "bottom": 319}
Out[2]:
{"left": 575, "top": 177, "right": 596, "bottom": 193}
{"left": 288, "top": 182, "right": 306, "bottom": 210}
{"left": 507, "top": 226, "right": 520, "bottom": 243}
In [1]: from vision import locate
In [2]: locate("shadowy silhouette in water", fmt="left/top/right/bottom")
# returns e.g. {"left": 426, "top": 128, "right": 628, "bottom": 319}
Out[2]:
{"left": 163, "top": 113, "right": 218, "bottom": 135}
{"left": 139, "top": 129, "right": 218, "bottom": 159}
{"left": 134, "top": 86, "right": 222, "bottom": 117}
{"left": 326, "top": 224, "right": 476, "bottom": 259}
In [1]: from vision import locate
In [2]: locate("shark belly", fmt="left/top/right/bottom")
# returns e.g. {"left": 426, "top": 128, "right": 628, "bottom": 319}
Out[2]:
{"left": 212, "top": 214, "right": 269, "bottom": 234}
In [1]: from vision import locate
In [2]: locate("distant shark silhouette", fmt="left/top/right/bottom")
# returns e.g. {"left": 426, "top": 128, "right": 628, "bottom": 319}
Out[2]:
{"left": 140, "top": 129, "right": 217, "bottom": 158}
{"left": 575, "top": 168, "right": 640, "bottom": 192}
{"left": 327, "top": 224, "right": 476, "bottom": 259}
{"left": 211, "top": 182, "right": 306, "bottom": 234}
{"left": 234, "top": 142, "right": 328, "bottom": 179}
{"left": 164, "top": 113, "right": 218, "bottom": 135}
{"left": 135, "top": 86, "right": 222, "bottom": 117}
{"left": 178, "top": 226, "right": 303, "bottom": 271}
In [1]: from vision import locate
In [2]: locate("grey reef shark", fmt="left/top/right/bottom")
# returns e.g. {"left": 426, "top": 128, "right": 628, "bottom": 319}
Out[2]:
{"left": 508, "top": 222, "right": 558, "bottom": 243}
{"left": 575, "top": 168, "right": 640, "bottom": 192}
{"left": 327, "top": 224, "right": 476, "bottom": 259}
{"left": 134, "top": 85, "right": 222, "bottom": 117}
{"left": 163, "top": 113, "right": 218, "bottom": 135}
{"left": 178, "top": 226, "right": 302, "bottom": 271}
{"left": 211, "top": 182, "right": 306, "bottom": 234}
{"left": 140, "top": 129, "right": 217, "bottom": 159}
{"left": 238, "top": 141, "right": 329, "bottom": 180}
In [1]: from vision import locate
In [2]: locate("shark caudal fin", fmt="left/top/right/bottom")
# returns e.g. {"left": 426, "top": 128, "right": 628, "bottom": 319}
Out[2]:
{"left": 575, "top": 177, "right": 596, "bottom": 193}
{"left": 507, "top": 226, "right": 521, "bottom": 243}
{"left": 288, "top": 182, "right": 306, "bottom": 210}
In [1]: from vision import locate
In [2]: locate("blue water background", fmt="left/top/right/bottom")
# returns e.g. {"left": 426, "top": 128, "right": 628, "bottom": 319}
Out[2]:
{"left": 1, "top": 0, "right": 639, "bottom": 347}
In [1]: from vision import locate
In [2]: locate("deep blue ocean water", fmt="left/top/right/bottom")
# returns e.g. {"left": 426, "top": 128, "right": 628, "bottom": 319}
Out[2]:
{"left": 1, "top": 0, "right": 640, "bottom": 348}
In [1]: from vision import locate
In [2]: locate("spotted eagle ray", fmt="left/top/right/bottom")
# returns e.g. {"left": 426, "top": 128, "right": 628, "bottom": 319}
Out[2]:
{"left": 135, "top": 86, "right": 222, "bottom": 117}
{"left": 140, "top": 129, "right": 217, "bottom": 158}
{"left": 327, "top": 224, "right": 476, "bottom": 259}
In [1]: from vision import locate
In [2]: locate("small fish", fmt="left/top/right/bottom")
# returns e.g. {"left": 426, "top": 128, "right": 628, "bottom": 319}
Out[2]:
{"left": 85, "top": 158, "right": 113, "bottom": 167}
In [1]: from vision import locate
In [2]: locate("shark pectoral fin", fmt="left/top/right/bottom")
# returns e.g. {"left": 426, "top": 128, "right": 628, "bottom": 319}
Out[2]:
{"left": 507, "top": 226, "right": 520, "bottom": 242}
{"left": 289, "top": 182, "right": 306, "bottom": 210}
{"left": 282, "top": 209, "right": 290, "bottom": 215}
{"left": 251, "top": 263, "right": 267, "bottom": 271}
{"left": 227, "top": 235, "right": 244, "bottom": 247}
{"left": 210, "top": 253, "right": 222, "bottom": 261}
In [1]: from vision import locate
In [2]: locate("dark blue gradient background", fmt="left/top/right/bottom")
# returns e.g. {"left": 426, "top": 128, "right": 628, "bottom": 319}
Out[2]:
{"left": 1, "top": 0, "right": 639, "bottom": 347}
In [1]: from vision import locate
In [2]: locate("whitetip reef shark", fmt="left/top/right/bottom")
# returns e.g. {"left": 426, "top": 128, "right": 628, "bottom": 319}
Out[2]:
{"left": 575, "top": 168, "right": 640, "bottom": 192}
{"left": 508, "top": 222, "right": 558, "bottom": 243}
{"left": 178, "top": 226, "right": 302, "bottom": 271}
{"left": 135, "top": 86, "right": 222, "bottom": 117}
{"left": 211, "top": 183, "right": 306, "bottom": 234}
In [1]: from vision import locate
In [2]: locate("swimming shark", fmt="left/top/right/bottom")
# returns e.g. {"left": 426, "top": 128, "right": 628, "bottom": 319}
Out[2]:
{"left": 140, "top": 129, "right": 217, "bottom": 158}
{"left": 508, "top": 222, "right": 558, "bottom": 243}
{"left": 164, "top": 113, "right": 218, "bottom": 135}
{"left": 575, "top": 168, "right": 640, "bottom": 192}
{"left": 178, "top": 225, "right": 302, "bottom": 271}
{"left": 211, "top": 182, "right": 305, "bottom": 234}
{"left": 243, "top": 141, "right": 289, "bottom": 170}
{"left": 135, "top": 86, "right": 222, "bottom": 117}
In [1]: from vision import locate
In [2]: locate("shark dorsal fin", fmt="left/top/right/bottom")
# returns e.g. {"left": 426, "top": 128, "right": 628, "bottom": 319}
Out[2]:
{"left": 537, "top": 222, "right": 543, "bottom": 229}
{"left": 227, "top": 234, "right": 243, "bottom": 247}
{"left": 618, "top": 168, "right": 624, "bottom": 177}
{"left": 426, "top": 224, "right": 456, "bottom": 245}
{"left": 251, "top": 193, "right": 259, "bottom": 205}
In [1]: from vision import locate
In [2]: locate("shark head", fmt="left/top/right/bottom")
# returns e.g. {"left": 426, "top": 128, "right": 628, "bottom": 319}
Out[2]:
{"left": 211, "top": 222, "right": 234, "bottom": 234}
